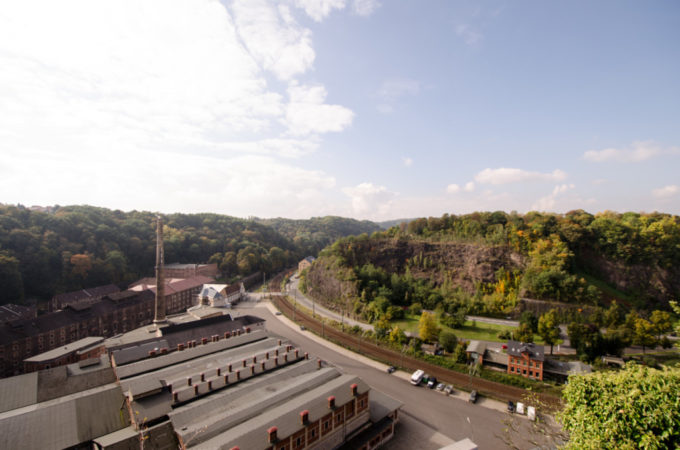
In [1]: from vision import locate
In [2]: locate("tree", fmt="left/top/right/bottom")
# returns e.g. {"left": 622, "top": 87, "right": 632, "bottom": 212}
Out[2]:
{"left": 519, "top": 311, "right": 539, "bottom": 333}
{"left": 388, "top": 326, "right": 407, "bottom": 345}
{"left": 604, "top": 300, "right": 623, "bottom": 328}
{"left": 512, "top": 323, "right": 534, "bottom": 343}
{"left": 439, "top": 330, "right": 458, "bottom": 353}
{"left": 560, "top": 363, "right": 680, "bottom": 449}
{"left": 671, "top": 301, "right": 680, "bottom": 350}
{"left": 633, "top": 317, "right": 657, "bottom": 353}
{"left": 537, "top": 309, "right": 560, "bottom": 355}
{"left": 649, "top": 310, "right": 672, "bottom": 340}
{"left": 418, "top": 311, "right": 440, "bottom": 343}
{"left": 0, "top": 251, "right": 24, "bottom": 304}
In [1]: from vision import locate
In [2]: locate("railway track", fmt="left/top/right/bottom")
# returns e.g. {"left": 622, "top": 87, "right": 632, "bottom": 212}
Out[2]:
{"left": 273, "top": 294, "right": 562, "bottom": 410}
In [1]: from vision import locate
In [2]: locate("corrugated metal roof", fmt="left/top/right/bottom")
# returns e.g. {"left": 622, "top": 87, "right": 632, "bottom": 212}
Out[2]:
{"left": 0, "top": 384, "right": 127, "bottom": 450}
{"left": 119, "top": 336, "right": 284, "bottom": 398}
{"left": 115, "top": 330, "right": 268, "bottom": 380}
{"left": 24, "top": 336, "right": 105, "bottom": 363}
{"left": 168, "top": 359, "right": 322, "bottom": 430}
{"left": 194, "top": 373, "right": 370, "bottom": 450}
{"left": 0, "top": 371, "right": 38, "bottom": 413}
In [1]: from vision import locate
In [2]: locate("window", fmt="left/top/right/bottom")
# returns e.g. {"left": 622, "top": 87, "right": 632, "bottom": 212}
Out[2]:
{"left": 334, "top": 410, "right": 344, "bottom": 426}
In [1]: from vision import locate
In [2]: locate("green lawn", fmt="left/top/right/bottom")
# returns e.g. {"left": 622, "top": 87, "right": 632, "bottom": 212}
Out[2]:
{"left": 392, "top": 313, "right": 556, "bottom": 345}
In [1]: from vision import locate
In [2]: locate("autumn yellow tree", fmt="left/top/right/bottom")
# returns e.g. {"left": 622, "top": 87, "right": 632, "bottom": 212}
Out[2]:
{"left": 418, "top": 311, "right": 440, "bottom": 343}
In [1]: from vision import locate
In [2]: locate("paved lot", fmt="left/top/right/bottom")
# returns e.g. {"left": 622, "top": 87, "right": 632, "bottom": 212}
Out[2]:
{"left": 232, "top": 300, "right": 558, "bottom": 449}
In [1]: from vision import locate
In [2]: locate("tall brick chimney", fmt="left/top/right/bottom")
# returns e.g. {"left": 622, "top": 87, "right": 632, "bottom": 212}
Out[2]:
{"left": 154, "top": 215, "right": 166, "bottom": 324}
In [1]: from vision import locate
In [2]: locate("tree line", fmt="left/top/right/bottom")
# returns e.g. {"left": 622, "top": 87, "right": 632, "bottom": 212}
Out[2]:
{"left": 0, "top": 204, "right": 378, "bottom": 305}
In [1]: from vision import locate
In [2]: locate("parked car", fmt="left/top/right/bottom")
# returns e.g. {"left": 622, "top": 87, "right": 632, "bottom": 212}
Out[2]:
{"left": 444, "top": 384, "right": 454, "bottom": 395}
{"left": 427, "top": 377, "right": 438, "bottom": 389}
{"left": 507, "top": 401, "right": 515, "bottom": 413}
{"left": 410, "top": 370, "right": 425, "bottom": 385}
{"left": 299, "top": 325, "right": 306, "bottom": 331}
{"left": 469, "top": 390, "right": 478, "bottom": 403}
{"left": 436, "top": 383, "right": 445, "bottom": 391}
{"left": 387, "top": 366, "right": 396, "bottom": 374}
{"left": 275, "top": 311, "right": 282, "bottom": 315}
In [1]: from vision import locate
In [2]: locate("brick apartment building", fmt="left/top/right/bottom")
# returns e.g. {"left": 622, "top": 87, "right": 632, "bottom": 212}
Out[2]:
{"left": 50, "top": 284, "right": 121, "bottom": 312}
{"left": 129, "top": 275, "right": 215, "bottom": 315}
{"left": 0, "top": 290, "right": 155, "bottom": 378}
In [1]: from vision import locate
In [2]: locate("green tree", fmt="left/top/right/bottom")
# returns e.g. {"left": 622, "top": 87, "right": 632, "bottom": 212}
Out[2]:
{"left": 519, "top": 311, "right": 539, "bottom": 332}
{"left": 438, "top": 330, "right": 458, "bottom": 353}
{"left": 418, "top": 311, "right": 440, "bottom": 343}
{"left": 649, "top": 310, "right": 672, "bottom": 340}
{"left": 671, "top": 301, "right": 680, "bottom": 350}
{"left": 537, "top": 309, "right": 561, "bottom": 355}
{"left": 560, "top": 363, "right": 680, "bottom": 449}
{"left": 512, "top": 323, "right": 534, "bottom": 343}
{"left": 388, "top": 326, "right": 407, "bottom": 345}
{"left": 604, "top": 300, "right": 623, "bottom": 328}
{"left": 633, "top": 317, "right": 658, "bottom": 353}
{"left": 0, "top": 251, "right": 24, "bottom": 304}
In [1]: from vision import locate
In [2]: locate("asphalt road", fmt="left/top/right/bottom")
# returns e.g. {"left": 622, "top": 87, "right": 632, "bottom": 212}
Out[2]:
{"left": 232, "top": 300, "right": 555, "bottom": 450}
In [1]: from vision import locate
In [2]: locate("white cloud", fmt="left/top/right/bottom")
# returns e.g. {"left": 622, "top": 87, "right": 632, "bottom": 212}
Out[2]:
{"left": 652, "top": 185, "right": 679, "bottom": 198}
{"left": 342, "top": 182, "right": 396, "bottom": 218}
{"left": 464, "top": 181, "right": 476, "bottom": 192}
{"left": 285, "top": 83, "right": 354, "bottom": 136}
{"left": 378, "top": 79, "right": 420, "bottom": 101}
{"left": 402, "top": 157, "right": 413, "bottom": 167}
{"left": 531, "top": 184, "right": 575, "bottom": 211}
{"left": 353, "top": 0, "right": 380, "bottom": 16}
{"left": 231, "top": 0, "right": 316, "bottom": 81}
{"left": 474, "top": 168, "right": 567, "bottom": 185}
{"left": 583, "top": 141, "right": 680, "bottom": 163}
{"left": 294, "top": 0, "right": 346, "bottom": 22}
{"left": 446, "top": 184, "right": 460, "bottom": 194}
{"left": 0, "top": 0, "right": 356, "bottom": 217}
{"left": 455, "top": 24, "right": 483, "bottom": 45}
{"left": 376, "top": 78, "right": 420, "bottom": 113}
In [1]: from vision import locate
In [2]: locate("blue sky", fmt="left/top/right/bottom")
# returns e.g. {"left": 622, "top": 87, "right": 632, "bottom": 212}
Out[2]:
{"left": 1, "top": 0, "right": 678, "bottom": 220}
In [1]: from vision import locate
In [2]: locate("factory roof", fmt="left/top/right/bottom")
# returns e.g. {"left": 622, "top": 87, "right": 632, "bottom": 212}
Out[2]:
{"left": 0, "top": 383, "right": 127, "bottom": 450}
{"left": 0, "top": 356, "right": 115, "bottom": 414}
{"left": 24, "top": 336, "right": 105, "bottom": 363}
{"left": 194, "top": 371, "right": 369, "bottom": 450}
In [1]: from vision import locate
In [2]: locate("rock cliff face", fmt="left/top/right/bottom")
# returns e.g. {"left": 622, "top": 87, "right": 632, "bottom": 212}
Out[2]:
{"left": 305, "top": 238, "right": 525, "bottom": 309}
{"left": 579, "top": 249, "right": 680, "bottom": 306}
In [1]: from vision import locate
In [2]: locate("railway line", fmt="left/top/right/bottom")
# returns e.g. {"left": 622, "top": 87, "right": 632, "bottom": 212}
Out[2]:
{"left": 271, "top": 293, "right": 562, "bottom": 410}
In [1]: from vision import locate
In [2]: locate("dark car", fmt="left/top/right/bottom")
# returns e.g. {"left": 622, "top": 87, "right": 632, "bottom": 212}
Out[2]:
{"left": 469, "top": 390, "right": 478, "bottom": 403}
{"left": 386, "top": 366, "right": 396, "bottom": 374}
{"left": 507, "top": 401, "right": 515, "bottom": 413}
{"left": 427, "top": 377, "right": 438, "bottom": 389}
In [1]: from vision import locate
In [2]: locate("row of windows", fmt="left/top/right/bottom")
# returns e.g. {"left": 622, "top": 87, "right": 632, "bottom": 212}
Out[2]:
{"left": 509, "top": 357, "right": 542, "bottom": 369}
{"left": 270, "top": 394, "right": 369, "bottom": 450}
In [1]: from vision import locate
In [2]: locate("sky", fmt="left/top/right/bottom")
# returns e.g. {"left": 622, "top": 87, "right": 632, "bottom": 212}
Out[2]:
{"left": 1, "top": 0, "right": 679, "bottom": 221}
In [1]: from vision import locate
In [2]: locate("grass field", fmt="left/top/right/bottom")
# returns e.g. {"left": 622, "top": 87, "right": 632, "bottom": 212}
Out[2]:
{"left": 391, "top": 313, "right": 556, "bottom": 344}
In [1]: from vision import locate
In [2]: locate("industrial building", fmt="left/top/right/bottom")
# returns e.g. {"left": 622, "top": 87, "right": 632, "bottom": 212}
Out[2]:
{"left": 0, "top": 311, "right": 401, "bottom": 449}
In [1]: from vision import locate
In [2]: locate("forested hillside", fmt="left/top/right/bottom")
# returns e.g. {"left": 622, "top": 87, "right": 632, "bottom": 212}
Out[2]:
{"left": 255, "top": 216, "right": 381, "bottom": 256}
{"left": 303, "top": 210, "right": 680, "bottom": 321}
{"left": 0, "top": 205, "right": 377, "bottom": 305}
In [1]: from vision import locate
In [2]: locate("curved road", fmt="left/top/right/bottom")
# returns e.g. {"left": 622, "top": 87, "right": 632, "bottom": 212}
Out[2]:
{"left": 232, "top": 299, "right": 559, "bottom": 450}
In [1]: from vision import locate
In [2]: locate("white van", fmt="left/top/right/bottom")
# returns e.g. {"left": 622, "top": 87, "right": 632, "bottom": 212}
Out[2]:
{"left": 410, "top": 369, "right": 425, "bottom": 385}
